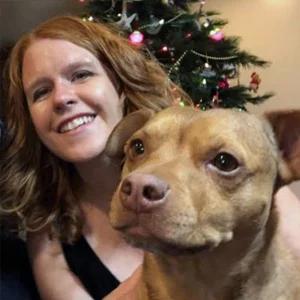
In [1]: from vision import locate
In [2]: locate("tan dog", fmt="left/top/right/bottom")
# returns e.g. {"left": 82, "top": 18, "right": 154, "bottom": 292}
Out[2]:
{"left": 106, "top": 106, "right": 300, "bottom": 300}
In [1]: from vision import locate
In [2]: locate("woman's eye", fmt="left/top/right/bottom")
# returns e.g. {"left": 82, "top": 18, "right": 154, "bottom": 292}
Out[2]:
{"left": 211, "top": 152, "right": 239, "bottom": 173}
{"left": 32, "top": 87, "right": 51, "bottom": 102}
{"left": 71, "top": 70, "right": 93, "bottom": 82}
{"left": 128, "top": 138, "right": 145, "bottom": 158}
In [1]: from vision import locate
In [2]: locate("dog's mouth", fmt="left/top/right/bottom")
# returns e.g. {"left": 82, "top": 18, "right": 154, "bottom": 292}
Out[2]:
{"left": 119, "top": 224, "right": 211, "bottom": 256}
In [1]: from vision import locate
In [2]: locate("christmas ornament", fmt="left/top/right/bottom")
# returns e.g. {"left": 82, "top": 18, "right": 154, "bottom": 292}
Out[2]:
{"left": 218, "top": 76, "right": 229, "bottom": 89}
{"left": 200, "top": 65, "right": 216, "bottom": 78}
{"left": 145, "top": 15, "right": 165, "bottom": 35}
{"left": 249, "top": 72, "right": 261, "bottom": 93}
{"left": 129, "top": 31, "right": 144, "bottom": 45}
{"left": 116, "top": 0, "right": 139, "bottom": 31}
{"left": 222, "top": 63, "right": 237, "bottom": 79}
{"left": 117, "top": 13, "right": 137, "bottom": 31}
{"left": 209, "top": 28, "right": 224, "bottom": 42}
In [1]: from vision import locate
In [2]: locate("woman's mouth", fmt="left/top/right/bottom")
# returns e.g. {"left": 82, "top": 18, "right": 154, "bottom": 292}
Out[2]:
{"left": 58, "top": 114, "right": 96, "bottom": 133}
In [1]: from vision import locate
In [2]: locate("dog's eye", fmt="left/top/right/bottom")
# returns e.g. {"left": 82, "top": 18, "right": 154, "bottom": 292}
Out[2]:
{"left": 211, "top": 152, "right": 239, "bottom": 172}
{"left": 129, "top": 138, "right": 145, "bottom": 157}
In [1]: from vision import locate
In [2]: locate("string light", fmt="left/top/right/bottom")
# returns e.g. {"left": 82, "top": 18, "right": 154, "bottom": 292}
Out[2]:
{"left": 190, "top": 50, "right": 238, "bottom": 61}
{"left": 168, "top": 50, "right": 238, "bottom": 77}
{"left": 138, "top": 13, "right": 184, "bottom": 31}
{"left": 203, "top": 19, "right": 210, "bottom": 28}
{"left": 204, "top": 62, "right": 210, "bottom": 68}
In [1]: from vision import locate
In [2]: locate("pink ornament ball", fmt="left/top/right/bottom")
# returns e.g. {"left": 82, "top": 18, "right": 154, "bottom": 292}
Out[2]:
{"left": 129, "top": 31, "right": 144, "bottom": 45}
{"left": 209, "top": 29, "right": 224, "bottom": 42}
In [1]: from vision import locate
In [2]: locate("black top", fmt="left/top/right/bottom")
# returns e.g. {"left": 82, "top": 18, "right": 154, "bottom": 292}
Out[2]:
{"left": 62, "top": 236, "right": 120, "bottom": 299}
{"left": 0, "top": 233, "right": 40, "bottom": 300}
{"left": 0, "top": 233, "right": 118, "bottom": 300}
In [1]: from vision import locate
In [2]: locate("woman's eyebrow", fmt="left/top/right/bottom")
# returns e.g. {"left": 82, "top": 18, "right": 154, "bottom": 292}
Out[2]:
{"left": 25, "top": 77, "right": 51, "bottom": 97}
{"left": 25, "top": 61, "right": 97, "bottom": 95}
{"left": 62, "top": 60, "right": 96, "bottom": 73}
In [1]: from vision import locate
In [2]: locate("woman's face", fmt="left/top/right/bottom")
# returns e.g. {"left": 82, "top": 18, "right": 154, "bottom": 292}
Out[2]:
{"left": 22, "top": 38, "right": 124, "bottom": 163}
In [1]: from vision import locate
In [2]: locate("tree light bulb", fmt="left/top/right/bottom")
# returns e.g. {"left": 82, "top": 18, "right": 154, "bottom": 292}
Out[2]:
{"left": 203, "top": 19, "right": 210, "bottom": 28}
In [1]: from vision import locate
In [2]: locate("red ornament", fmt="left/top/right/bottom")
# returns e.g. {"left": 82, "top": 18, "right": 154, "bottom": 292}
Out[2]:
{"left": 249, "top": 72, "right": 261, "bottom": 93}
{"left": 218, "top": 77, "right": 229, "bottom": 89}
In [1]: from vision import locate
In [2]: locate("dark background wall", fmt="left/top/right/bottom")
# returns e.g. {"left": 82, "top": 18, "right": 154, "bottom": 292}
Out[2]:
{"left": 0, "top": 0, "right": 85, "bottom": 49}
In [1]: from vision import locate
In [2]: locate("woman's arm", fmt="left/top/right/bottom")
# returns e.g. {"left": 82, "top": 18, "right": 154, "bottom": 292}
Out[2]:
{"left": 27, "top": 230, "right": 93, "bottom": 300}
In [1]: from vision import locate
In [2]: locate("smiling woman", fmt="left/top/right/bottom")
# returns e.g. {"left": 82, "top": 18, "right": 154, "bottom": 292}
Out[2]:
{"left": 0, "top": 15, "right": 190, "bottom": 300}
{"left": 22, "top": 38, "right": 124, "bottom": 162}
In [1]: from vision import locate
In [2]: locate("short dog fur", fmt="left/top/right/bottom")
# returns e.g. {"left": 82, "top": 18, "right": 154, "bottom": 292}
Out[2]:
{"left": 106, "top": 106, "right": 300, "bottom": 300}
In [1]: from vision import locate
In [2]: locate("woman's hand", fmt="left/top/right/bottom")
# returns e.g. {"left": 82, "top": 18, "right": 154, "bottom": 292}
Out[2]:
{"left": 27, "top": 229, "right": 92, "bottom": 300}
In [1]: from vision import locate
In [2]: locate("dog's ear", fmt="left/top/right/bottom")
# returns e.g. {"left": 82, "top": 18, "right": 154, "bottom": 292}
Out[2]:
{"left": 105, "top": 109, "right": 154, "bottom": 159}
{"left": 265, "top": 110, "right": 300, "bottom": 186}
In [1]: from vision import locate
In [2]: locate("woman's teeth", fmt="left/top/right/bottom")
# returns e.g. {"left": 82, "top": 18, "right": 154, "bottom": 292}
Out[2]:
{"left": 59, "top": 115, "right": 95, "bottom": 133}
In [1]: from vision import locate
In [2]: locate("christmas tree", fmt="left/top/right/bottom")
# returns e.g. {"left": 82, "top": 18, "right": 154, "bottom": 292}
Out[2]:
{"left": 81, "top": 0, "right": 273, "bottom": 110}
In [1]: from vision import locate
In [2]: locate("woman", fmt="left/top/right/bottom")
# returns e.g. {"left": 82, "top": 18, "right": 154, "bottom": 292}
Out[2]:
{"left": 0, "top": 15, "right": 190, "bottom": 299}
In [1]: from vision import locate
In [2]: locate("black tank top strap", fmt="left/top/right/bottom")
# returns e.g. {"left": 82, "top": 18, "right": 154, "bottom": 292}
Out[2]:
{"left": 62, "top": 236, "right": 119, "bottom": 299}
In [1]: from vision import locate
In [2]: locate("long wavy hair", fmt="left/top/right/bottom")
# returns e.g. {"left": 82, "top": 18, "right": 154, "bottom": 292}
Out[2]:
{"left": 0, "top": 16, "right": 190, "bottom": 242}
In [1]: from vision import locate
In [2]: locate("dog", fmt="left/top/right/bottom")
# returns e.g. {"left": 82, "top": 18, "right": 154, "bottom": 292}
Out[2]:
{"left": 105, "top": 106, "right": 300, "bottom": 300}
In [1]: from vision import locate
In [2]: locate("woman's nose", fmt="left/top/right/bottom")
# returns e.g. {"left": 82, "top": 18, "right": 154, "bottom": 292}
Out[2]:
{"left": 52, "top": 81, "right": 77, "bottom": 112}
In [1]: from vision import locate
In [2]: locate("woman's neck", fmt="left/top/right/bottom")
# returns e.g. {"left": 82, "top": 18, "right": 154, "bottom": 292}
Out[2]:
{"left": 74, "top": 153, "right": 121, "bottom": 211}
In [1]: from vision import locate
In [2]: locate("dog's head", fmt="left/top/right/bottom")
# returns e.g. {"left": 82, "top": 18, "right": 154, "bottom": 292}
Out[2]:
{"left": 106, "top": 106, "right": 300, "bottom": 255}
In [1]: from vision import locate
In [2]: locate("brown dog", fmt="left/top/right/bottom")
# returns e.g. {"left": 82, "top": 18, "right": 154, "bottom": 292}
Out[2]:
{"left": 106, "top": 106, "right": 300, "bottom": 300}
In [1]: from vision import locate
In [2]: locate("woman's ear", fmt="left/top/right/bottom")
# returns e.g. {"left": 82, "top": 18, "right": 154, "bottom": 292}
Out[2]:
{"left": 105, "top": 109, "right": 154, "bottom": 159}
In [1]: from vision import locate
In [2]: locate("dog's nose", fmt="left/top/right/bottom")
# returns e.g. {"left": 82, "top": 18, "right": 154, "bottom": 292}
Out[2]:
{"left": 120, "top": 173, "right": 169, "bottom": 213}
